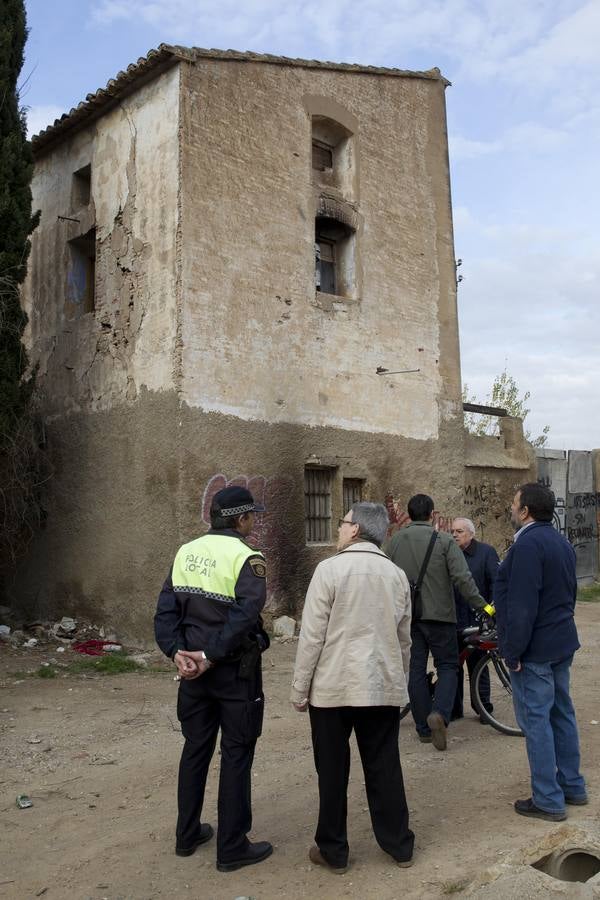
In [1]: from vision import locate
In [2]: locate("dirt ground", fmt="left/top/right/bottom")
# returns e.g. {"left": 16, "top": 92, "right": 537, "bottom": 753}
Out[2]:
{"left": 1, "top": 604, "right": 599, "bottom": 900}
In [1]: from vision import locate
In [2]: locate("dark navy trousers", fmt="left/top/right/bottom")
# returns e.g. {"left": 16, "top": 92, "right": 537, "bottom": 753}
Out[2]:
{"left": 176, "top": 662, "right": 264, "bottom": 862}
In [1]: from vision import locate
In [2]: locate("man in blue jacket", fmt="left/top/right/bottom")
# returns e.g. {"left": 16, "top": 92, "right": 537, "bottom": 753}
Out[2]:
{"left": 496, "top": 482, "right": 587, "bottom": 821}
{"left": 451, "top": 518, "right": 499, "bottom": 722}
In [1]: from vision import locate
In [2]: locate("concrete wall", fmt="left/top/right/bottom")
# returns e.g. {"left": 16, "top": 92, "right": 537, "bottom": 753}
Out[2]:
{"left": 459, "top": 417, "right": 537, "bottom": 555}
{"left": 16, "top": 58, "right": 470, "bottom": 641}
{"left": 537, "top": 448, "right": 600, "bottom": 582}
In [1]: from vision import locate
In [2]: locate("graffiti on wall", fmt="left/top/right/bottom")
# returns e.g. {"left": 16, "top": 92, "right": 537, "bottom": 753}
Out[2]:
{"left": 201, "top": 473, "right": 296, "bottom": 606}
{"left": 463, "top": 479, "right": 516, "bottom": 548}
{"left": 537, "top": 452, "right": 598, "bottom": 580}
{"left": 385, "top": 494, "right": 452, "bottom": 534}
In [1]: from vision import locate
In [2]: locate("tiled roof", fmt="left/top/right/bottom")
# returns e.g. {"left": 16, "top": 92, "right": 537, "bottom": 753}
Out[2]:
{"left": 31, "top": 44, "right": 448, "bottom": 155}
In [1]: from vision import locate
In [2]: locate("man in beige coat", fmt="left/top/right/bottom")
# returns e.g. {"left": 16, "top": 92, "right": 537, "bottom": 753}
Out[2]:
{"left": 291, "top": 502, "right": 414, "bottom": 874}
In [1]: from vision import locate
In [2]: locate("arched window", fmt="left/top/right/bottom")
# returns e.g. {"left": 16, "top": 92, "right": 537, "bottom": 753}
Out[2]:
{"left": 304, "top": 97, "right": 360, "bottom": 300}
{"left": 311, "top": 115, "right": 354, "bottom": 197}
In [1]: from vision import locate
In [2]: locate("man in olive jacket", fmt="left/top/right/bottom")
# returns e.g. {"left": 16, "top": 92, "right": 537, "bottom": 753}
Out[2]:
{"left": 385, "top": 494, "right": 490, "bottom": 750}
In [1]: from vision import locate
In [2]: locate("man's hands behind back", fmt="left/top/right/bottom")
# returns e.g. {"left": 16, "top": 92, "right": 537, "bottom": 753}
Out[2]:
{"left": 174, "top": 650, "right": 213, "bottom": 679}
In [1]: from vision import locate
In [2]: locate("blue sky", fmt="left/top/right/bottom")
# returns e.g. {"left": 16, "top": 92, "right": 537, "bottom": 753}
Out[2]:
{"left": 23, "top": 0, "right": 600, "bottom": 449}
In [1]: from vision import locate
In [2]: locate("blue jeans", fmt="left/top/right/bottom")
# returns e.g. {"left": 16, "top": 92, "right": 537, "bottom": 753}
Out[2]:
{"left": 511, "top": 655, "right": 586, "bottom": 813}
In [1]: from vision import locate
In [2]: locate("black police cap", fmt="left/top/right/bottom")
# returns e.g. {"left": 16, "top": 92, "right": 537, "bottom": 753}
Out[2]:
{"left": 214, "top": 485, "right": 265, "bottom": 516}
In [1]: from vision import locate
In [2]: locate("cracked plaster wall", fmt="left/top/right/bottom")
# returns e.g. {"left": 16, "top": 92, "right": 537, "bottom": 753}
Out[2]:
{"left": 22, "top": 65, "right": 181, "bottom": 416}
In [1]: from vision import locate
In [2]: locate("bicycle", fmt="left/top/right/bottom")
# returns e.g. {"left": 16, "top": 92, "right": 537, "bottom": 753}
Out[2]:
{"left": 400, "top": 623, "right": 524, "bottom": 738}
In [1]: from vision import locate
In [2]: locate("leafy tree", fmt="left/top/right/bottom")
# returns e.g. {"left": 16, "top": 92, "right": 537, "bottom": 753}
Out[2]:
{"left": 0, "top": 0, "right": 43, "bottom": 572}
{"left": 463, "top": 369, "right": 550, "bottom": 448}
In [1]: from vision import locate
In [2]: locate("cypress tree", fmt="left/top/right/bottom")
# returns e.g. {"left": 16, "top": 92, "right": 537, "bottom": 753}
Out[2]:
{"left": 0, "top": 0, "right": 39, "bottom": 439}
{"left": 0, "top": 0, "right": 42, "bottom": 574}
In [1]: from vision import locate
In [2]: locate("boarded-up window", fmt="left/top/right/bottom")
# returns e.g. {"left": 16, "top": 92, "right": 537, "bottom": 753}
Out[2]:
{"left": 312, "top": 139, "right": 333, "bottom": 171}
{"left": 343, "top": 478, "right": 364, "bottom": 514}
{"left": 315, "top": 236, "right": 336, "bottom": 294}
{"left": 305, "top": 467, "right": 333, "bottom": 543}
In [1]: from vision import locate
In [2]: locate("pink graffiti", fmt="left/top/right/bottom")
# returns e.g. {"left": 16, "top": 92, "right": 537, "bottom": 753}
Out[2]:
{"left": 201, "top": 474, "right": 296, "bottom": 605}
{"left": 385, "top": 493, "right": 452, "bottom": 535}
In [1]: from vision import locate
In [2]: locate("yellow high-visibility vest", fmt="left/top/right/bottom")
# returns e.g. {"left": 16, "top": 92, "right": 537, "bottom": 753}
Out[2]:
{"left": 172, "top": 533, "right": 264, "bottom": 602}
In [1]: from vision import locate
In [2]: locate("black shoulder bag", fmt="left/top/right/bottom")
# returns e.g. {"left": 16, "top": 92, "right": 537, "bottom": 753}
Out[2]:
{"left": 409, "top": 531, "right": 438, "bottom": 621}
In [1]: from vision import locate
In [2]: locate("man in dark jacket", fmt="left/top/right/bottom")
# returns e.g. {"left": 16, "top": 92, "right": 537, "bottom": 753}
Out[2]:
{"left": 385, "top": 495, "right": 492, "bottom": 751}
{"left": 451, "top": 517, "right": 499, "bottom": 721}
{"left": 496, "top": 482, "right": 587, "bottom": 821}
{"left": 155, "top": 486, "right": 272, "bottom": 871}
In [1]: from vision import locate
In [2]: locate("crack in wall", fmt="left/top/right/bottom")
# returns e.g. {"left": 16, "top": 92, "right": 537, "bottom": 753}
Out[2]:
{"left": 83, "top": 110, "right": 150, "bottom": 406}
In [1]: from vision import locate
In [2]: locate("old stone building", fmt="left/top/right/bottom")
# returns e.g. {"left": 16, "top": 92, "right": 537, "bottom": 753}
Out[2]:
{"left": 20, "top": 45, "right": 535, "bottom": 638}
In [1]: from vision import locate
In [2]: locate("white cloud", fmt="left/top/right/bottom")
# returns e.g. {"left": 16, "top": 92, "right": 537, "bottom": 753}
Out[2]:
{"left": 504, "top": 0, "right": 600, "bottom": 85}
{"left": 457, "top": 238, "right": 600, "bottom": 449}
{"left": 449, "top": 134, "right": 502, "bottom": 161}
{"left": 26, "top": 104, "right": 64, "bottom": 139}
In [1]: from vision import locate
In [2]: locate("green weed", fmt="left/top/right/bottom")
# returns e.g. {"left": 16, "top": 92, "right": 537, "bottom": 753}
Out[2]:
{"left": 35, "top": 665, "right": 57, "bottom": 678}
{"left": 578, "top": 582, "right": 600, "bottom": 603}
{"left": 441, "top": 880, "right": 468, "bottom": 895}
{"left": 66, "top": 652, "right": 143, "bottom": 675}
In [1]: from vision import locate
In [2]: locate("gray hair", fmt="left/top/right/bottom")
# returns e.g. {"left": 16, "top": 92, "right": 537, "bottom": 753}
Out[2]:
{"left": 453, "top": 516, "right": 476, "bottom": 535}
{"left": 350, "top": 502, "right": 389, "bottom": 546}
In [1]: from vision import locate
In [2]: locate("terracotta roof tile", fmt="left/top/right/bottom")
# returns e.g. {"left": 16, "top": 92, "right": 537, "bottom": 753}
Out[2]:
{"left": 31, "top": 44, "right": 449, "bottom": 155}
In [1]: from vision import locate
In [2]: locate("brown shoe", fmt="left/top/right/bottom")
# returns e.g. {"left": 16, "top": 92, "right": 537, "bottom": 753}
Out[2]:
{"left": 396, "top": 857, "right": 414, "bottom": 868}
{"left": 418, "top": 734, "right": 432, "bottom": 743}
{"left": 309, "top": 845, "right": 347, "bottom": 874}
{"left": 426, "top": 712, "right": 447, "bottom": 751}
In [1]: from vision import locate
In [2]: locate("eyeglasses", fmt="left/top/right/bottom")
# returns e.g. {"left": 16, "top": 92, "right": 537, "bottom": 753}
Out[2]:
{"left": 338, "top": 518, "right": 358, "bottom": 527}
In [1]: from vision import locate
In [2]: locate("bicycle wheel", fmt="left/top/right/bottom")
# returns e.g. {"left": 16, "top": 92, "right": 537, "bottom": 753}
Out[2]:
{"left": 399, "top": 702, "right": 411, "bottom": 721}
{"left": 471, "top": 652, "right": 523, "bottom": 737}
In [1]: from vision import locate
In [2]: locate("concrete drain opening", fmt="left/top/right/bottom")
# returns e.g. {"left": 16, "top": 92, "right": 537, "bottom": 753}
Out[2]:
{"left": 532, "top": 848, "right": 600, "bottom": 883}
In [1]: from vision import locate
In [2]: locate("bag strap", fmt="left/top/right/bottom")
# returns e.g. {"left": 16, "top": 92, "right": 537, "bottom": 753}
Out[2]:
{"left": 414, "top": 530, "right": 438, "bottom": 594}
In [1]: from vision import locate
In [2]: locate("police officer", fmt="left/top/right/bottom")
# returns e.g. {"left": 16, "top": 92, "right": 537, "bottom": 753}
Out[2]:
{"left": 155, "top": 486, "right": 272, "bottom": 872}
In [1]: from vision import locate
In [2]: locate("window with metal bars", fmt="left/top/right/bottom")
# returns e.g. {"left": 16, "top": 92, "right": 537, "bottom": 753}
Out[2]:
{"left": 304, "top": 467, "right": 334, "bottom": 543}
{"left": 343, "top": 478, "right": 364, "bottom": 514}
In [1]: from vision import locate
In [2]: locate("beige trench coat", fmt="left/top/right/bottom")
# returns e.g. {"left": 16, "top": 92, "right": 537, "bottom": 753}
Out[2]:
{"left": 291, "top": 542, "right": 411, "bottom": 708}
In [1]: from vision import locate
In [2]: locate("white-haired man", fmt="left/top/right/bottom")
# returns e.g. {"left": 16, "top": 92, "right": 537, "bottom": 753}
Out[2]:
{"left": 451, "top": 517, "right": 499, "bottom": 721}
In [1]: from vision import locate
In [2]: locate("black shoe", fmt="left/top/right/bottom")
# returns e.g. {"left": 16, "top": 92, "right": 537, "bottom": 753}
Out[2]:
{"left": 418, "top": 734, "right": 432, "bottom": 743}
{"left": 217, "top": 840, "right": 273, "bottom": 872}
{"left": 426, "top": 712, "right": 447, "bottom": 751}
{"left": 514, "top": 798, "right": 566, "bottom": 822}
{"left": 565, "top": 794, "right": 589, "bottom": 806}
{"left": 175, "top": 823, "right": 214, "bottom": 856}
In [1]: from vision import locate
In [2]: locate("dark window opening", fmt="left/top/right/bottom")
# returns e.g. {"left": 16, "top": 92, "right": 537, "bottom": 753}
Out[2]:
{"left": 315, "top": 217, "right": 355, "bottom": 297}
{"left": 305, "top": 467, "right": 334, "bottom": 543}
{"left": 343, "top": 478, "right": 364, "bottom": 513}
{"left": 315, "top": 235, "right": 336, "bottom": 294}
{"left": 67, "top": 228, "right": 96, "bottom": 314}
{"left": 72, "top": 164, "right": 91, "bottom": 208}
{"left": 312, "top": 139, "right": 333, "bottom": 171}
